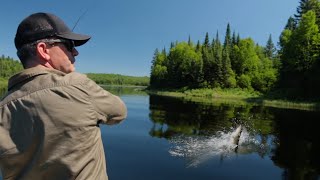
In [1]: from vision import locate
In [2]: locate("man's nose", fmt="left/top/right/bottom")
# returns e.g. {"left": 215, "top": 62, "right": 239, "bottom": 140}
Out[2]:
{"left": 72, "top": 48, "right": 79, "bottom": 56}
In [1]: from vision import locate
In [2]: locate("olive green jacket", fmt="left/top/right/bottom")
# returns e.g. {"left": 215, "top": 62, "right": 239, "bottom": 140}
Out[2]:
{"left": 0, "top": 67, "right": 127, "bottom": 180}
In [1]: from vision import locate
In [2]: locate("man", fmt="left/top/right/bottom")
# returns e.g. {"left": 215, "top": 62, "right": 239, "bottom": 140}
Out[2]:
{"left": 0, "top": 12, "right": 127, "bottom": 179}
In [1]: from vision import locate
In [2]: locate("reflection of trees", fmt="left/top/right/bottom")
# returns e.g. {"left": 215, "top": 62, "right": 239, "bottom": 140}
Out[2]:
{"left": 148, "top": 94, "right": 277, "bottom": 167}
{"left": 271, "top": 109, "right": 320, "bottom": 179}
{"left": 149, "top": 95, "right": 320, "bottom": 177}
{"left": 148, "top": 95, "right": 275, "bottom": 139}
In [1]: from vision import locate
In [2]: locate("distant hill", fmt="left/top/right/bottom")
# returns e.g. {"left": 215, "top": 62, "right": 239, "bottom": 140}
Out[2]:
{"left": 86, "top": 73, "right": 149, "bottom": 86}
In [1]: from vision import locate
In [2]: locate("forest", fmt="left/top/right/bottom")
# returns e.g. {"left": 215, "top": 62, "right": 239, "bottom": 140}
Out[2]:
{"left": 150, "top": 0, "right": 320, "bottom": 99}
{"left": 86, "top": 73, "right": 149, "bottom": 86}
{"left": 0, "top": 54, "right": 149, "bottom": 91}
{"left": 0, "top": 55, "right": 23, "bottom": 78}
{"left": 0, "top": 55, "right": 23, "bottom": 91}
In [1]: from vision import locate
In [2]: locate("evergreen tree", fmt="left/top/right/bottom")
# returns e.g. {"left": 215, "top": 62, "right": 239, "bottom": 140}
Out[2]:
{"left": 236, "top": 33, "right": 241, "bottom": 46}
{"left": 284, "top": 11, "right": 320, "bottom": 73}
{"left": 150, "top": 48, "right": 168, "bottom": 88}
{"left": 224, "top": 23, "right": 232, "bottom": 49}
{"left": 285, "top": 16, "right": 297, "bottom": 30}
{"left": 294, "top": 0, "right": 320, "bottom": 26}
{"left": 196, "top": 40, "right": 201, "bottom": 52}
{"left": 212, "top": 32, "right": 223, "bottom": 86}
{"left": 222, "top": 48, "right": 236, "bottom": 88}
{"left": 203, "top": 32, "right": 210, "bottom": 49}
{"left": 232, "top": 31, "right": 237, "bottom": 46}
{"left": 188, "top": 35, "right": 192, "bottom": 46}
{"left": 201, "top": 46, "right": 211, "bottom": 86}
{"left": 170, "top": 42, "right": 175, "bottom": 49}
{"left": 162, "top": 47, "right": 167, "bottom": 57}
{"left": 150, "top": 48, "right": 160, "bottom": 86}
{"left": 279, "top": 18, "right": 295, "bottom": 50}
{"left": 279, "top": 10, "right": 320, "bottom": 97}
{"left": 264, "top": 34, "right": 276, "bottom": 59}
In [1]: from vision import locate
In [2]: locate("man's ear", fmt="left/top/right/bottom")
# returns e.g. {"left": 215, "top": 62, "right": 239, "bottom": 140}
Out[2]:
{"left": 36, "top": 42, "right": 50, "bottom": 61}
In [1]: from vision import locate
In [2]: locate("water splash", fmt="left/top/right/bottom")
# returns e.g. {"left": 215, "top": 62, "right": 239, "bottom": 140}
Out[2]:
{"left": 168, "top": 126, "right": 270, "bottom": 167}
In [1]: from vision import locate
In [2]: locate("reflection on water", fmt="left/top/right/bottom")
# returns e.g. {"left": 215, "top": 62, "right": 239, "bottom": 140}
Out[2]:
{"left": 148, "top": 95, "right": 320, "bottom": 179}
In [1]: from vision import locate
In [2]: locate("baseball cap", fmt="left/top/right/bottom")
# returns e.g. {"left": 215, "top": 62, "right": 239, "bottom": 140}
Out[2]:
{"left": 14, "top": 12, "right": 91, "bottom": 49}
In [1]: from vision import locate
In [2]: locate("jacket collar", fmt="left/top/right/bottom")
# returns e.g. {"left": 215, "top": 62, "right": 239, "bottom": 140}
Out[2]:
{"left": 8, "top": 67, "right": 65, "bottom": 90}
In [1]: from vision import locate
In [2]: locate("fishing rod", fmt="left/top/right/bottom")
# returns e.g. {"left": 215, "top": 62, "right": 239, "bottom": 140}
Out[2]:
{"left": 72, "top": 8, "right": 89, "bottom": 31}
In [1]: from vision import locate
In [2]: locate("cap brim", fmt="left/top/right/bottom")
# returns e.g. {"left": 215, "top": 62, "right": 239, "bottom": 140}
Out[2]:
{"left": 57, "top": 32, "right": 91, "bottom": 47}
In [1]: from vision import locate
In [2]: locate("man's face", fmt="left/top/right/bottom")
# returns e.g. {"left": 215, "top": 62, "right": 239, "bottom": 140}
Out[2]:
{"left": 47, "top": 40, "right": 78, "bottom": 73}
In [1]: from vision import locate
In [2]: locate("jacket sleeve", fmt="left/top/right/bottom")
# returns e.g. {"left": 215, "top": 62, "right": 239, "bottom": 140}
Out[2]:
{"left": 85, "top": 78, "right": 127, "bottom": 125}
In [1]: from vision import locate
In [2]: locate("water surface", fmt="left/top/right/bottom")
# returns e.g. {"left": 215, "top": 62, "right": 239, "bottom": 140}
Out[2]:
{"left": 1, "top": 86, "right": 319, "bottom": 180}
{"left": 102, "top": 87, "right": 320, "bottom": 180}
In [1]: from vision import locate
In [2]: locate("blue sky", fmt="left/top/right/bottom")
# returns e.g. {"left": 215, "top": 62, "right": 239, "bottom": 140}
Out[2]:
{"left": 0, "top": 0, "right": 299, "bottom": 76}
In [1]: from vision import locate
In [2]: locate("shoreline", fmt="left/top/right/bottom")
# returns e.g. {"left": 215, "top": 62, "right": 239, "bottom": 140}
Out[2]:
{"left": 147, "top": 89, "right": 320, "bottom": 111}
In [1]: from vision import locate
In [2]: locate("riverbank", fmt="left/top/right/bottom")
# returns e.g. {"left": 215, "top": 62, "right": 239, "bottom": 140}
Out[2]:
{"left": 147, "top": 88, "right": 320, "bottom": 111}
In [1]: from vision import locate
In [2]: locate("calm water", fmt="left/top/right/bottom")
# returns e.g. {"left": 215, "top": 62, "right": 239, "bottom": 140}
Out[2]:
{"left": 1, "top": 86, "right": 320, "bottom": 180}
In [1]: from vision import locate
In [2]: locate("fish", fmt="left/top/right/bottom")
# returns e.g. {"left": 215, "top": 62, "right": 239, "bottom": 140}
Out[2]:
{"left": 230, "top": 125, "right": 242, "bottom": 148}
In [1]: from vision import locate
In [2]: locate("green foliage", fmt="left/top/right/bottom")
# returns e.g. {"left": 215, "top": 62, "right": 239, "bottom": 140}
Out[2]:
{"left": 279, "top": 8, "right": 320, "bottom": 98}
{"left": 167, "top": 42, "right": 203, "bottom": 88}
{"left": 0, "top": 55, "right": 23, "bottom": 78}
{"left": 237, "top": 74, "right": 251, "bottom": 89}
{"left": 295, "top": 0, "right": 320, "bottom": 26}
{"left": 150, "top": 48, "right": 168, "bottom": 87}
{"left": 0, "top": 55, "right": 23, "bottom": 95}
{"left": 150, "top": 24, "right": 279, "bottom": 93}
{"left": 86, "top": 73, "right": 149, "bottom": 86}
{"left": 149, "top": 0, "right": 320, "bottom": 100}
{"left": 0, "top": 77, "right": 7, "bottom": 93}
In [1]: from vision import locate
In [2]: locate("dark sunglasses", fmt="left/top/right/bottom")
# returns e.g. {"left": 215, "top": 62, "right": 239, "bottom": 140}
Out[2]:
{"left": 34, "top": 39, "right": 75, "bottom": 52}
{"left": 47, "top": 39, "right": 75, "bottom": 52}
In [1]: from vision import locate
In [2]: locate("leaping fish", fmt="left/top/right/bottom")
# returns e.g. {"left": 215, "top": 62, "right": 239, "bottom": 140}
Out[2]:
{"left": 230, "top": 125, "right": 242, "bottom": 147}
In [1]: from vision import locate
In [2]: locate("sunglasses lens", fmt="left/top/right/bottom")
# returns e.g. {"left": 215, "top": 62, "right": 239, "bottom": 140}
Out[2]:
{"left": 65, "top": 40, "right": 75, "bottom": 52}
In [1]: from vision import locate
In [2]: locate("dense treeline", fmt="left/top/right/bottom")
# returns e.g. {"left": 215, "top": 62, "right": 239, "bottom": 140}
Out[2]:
{"left": 0, "top": 55, "right": 23, "bottom": 78}
{"left": 86, "top": 73, "right": 149, "bottom": 86}
{"left": 279, "top": 0, "right": 320, "bottom": 98}
{"left": 150, "top": 0, "right": 320, "bottom": 99}
{"left": 150, "top": 25, "right": 278, "bottom": 93}
{"left": 0, "top": 55, "right": 149, "bottom": 89}
{"left": 0, "top": 55, "right": 23, "bottom": 95}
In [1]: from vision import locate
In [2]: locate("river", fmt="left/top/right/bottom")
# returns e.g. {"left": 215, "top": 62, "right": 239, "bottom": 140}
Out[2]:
{"left": 1, "top": 86, "right": 320, "bottom": 179}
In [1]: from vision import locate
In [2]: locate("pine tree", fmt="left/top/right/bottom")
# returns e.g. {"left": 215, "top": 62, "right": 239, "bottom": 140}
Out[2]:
{"left": 213, "top": 32, "right": 223, "bottom": 86}
{"left": 224, "top": 23, "right": 232, "bottom": 49}
{"left": 264, "top": 34, "right": 276, "bottom": 59}
{"left": 222, "top": 48, "right": 235, "bottom": 88}
{"left": 236, "top": 33, "right": 240, "bottom": 46}
{"left": 162, "top": 47, "right": 167, "bottom": 56}
{"left": 196, "top": 40, "right": 201, "bottom": 52}
{"left": 203, "top": 32, "right": 210, "bottom": 49}
{"left": 170, "top": 42, "right": 175, "bottom": 49}
{"left": 294, "top": 0, "right": 320, "bottom": 25}
{"left": 285, "top": 16, "right": 297, "bottom": 30}
{"left": 151, "top": 48, "right": 159, "bottom": 73}
{"left": 232, "top": 31, "right": 237, "bottom": 46}
{"left": 188, "top": 35, "right": 192, "bottom": 46}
